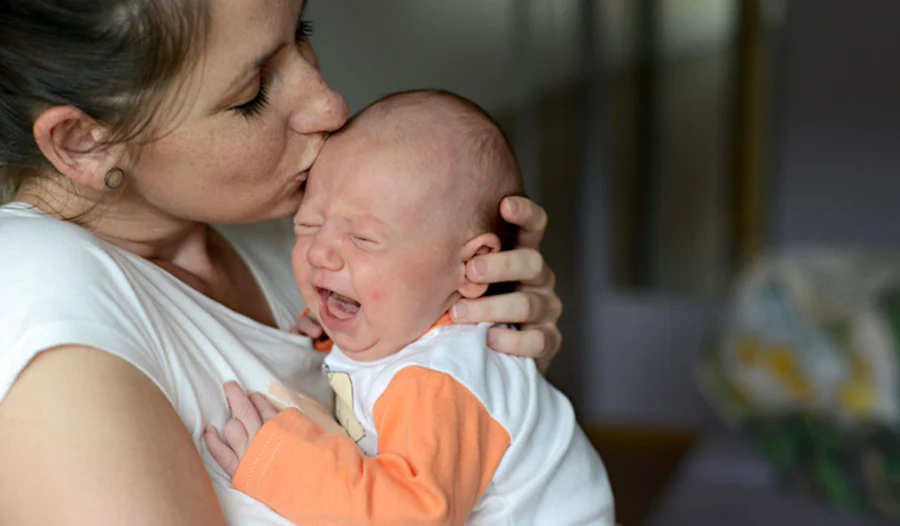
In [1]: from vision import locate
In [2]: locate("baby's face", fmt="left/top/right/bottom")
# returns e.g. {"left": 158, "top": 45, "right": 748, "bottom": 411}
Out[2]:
{"left": 292, "top": 132, "right": 464, "bottom": 360}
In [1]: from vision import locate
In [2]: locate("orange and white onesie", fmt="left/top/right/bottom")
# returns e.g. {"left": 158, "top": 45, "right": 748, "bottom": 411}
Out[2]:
{"left": 232, "top": 321, "right": 614, "bottom": 525}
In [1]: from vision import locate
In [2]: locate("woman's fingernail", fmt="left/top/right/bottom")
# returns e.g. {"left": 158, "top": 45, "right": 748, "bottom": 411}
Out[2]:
{"left": 452, "top": 303, "right": 469, "bottom": 320}
{"left": 487, "top": 330, "right": 501, "bottom": 348}
{"left": 472, "top": 259, "right": 488, "bottom": 277}
{"left": 507, "top": 198, "right": 520, "bottom": 215}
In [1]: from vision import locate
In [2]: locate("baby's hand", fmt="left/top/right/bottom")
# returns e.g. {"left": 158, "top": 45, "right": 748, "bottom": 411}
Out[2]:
{"left": 291, "top": 309, "right": 324, "bottom": 339}
{"left": 204, "top": 381, "right": 278, "bottom": 478}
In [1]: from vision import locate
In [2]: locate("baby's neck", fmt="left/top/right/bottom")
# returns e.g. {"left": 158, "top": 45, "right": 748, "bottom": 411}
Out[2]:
{"left": 333, "top": 311, "right": 455, "bottom": 362}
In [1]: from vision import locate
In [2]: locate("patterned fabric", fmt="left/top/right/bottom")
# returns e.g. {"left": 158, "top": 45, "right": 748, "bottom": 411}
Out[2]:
{"left": 700, "top": 250, "right": 900, "bottom": 519}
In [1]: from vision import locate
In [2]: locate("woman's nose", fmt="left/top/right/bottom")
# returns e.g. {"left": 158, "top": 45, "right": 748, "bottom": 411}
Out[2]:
{"left": 288, "top": 59, "right": 349, "bottom": 134}
{"left": 307, "top": 236, "right": 343, "bottom": 272}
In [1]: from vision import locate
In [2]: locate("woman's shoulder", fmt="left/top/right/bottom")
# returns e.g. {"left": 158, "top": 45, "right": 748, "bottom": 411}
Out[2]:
{"left": 0, "top": 202, "right": 122, "bottom": 279}
{"left": 0, "top": 203, "right": 163, "bottom": 359}
{"left": 0, "top": 203, "right": 178, "bottom": 406}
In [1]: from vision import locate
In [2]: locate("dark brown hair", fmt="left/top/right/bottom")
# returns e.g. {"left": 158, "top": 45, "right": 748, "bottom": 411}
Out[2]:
{"left": 0, "top": 0, "right": 210, "bottom": 202}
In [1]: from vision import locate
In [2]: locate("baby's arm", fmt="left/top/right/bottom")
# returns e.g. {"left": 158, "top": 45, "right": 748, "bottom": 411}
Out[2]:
{"left": 204, "top": 382, "right": 347, "bottom": 476}
{"left": 205, "top": 368, "right": 510, "bottom": 526}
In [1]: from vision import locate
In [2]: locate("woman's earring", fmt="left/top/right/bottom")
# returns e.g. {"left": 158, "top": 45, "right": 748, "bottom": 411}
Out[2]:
{"left": 104, "top": 168, "right": 125, "bottom": 190}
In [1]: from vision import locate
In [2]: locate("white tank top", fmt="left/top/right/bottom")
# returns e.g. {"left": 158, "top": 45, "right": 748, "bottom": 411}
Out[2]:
{"left": 0, "top": 202, "right": 329, "bottom": 525}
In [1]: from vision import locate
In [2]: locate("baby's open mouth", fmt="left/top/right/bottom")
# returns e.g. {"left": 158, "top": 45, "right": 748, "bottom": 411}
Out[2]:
{"left": 319, "top": 288, "right": 361, "bottom": 320}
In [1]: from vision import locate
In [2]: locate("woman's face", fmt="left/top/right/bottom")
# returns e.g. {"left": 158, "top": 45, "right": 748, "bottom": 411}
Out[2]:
{"left": 125, "top": 0, "right": 349, "bottom": 224}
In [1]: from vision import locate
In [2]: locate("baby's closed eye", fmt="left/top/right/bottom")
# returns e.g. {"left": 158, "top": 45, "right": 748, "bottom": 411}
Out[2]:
{"left": 294, "top": 221, "right": 322, "bottom": 234}
{"left": 351, "top": 234, "right": 376, "bottom": 246}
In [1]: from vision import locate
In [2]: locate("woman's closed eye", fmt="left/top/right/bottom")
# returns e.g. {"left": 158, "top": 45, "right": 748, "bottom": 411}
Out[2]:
{"left": 296, "top": 19, "right": 314, "bottom": 43}
{"left": 232, "top": 76, "right": 271, "bottom": 118}
{"left": 232, "top": 17, "right": 314, "bottom": 119}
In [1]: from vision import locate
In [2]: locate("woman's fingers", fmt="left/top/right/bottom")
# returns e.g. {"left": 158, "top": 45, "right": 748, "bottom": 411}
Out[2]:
{"left": 486, "top": 325, "right": 562, "bottom": 372}
{"left": 451, "top": 286, "right": 563, "bottom": 373}
{"left": 204, "top": 425, "right": 239, "bottom": 478}
{"left": 467, "top": 196, "right": 563, "bottom": 370}
{"left": 452, "top": 289, "right": 562, "bottom": 326}
{"left": 466, "top": 248, "right": 554, "bottom": 288}
{"left": 500, "top": 196, "right": 548, "bottom": 249}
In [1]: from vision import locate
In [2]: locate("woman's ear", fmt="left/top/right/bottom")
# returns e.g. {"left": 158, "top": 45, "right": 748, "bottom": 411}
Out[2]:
{"left": 457, "top": 232, "right": 502, "bottom": 299}
{"left": 32, "top": 106, "right": 122, "bottom": 191}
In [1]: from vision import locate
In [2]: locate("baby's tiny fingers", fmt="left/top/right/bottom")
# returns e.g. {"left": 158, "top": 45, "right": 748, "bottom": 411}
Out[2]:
{"left": 204, "top": 425, "right": 239, "bottom": 478}
{"left": 222, "top": 418, "right": 250, "bottom": 457}
{"left": 293, "top": 315, "right": 324, "bottom": 338}
{"left": 224, "top": 381, "right": 263, "bottom": 436}
{"left": 249, "top": 392, "right": 279, "bottom": 422}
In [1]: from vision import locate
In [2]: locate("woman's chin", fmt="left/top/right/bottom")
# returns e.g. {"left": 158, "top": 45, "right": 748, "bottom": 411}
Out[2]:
{"left": 270, "top": 192, "right": 307, "bottom": 218}
{"left": 239, "top": 193, "right": 305, "bottom": 222}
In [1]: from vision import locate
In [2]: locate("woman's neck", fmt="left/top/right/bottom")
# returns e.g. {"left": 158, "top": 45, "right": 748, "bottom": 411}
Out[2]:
{"left": 17, "top": 178, "right": 216, "bottom": 273}
{"left": 17, "top": 178, "right": 278, "bottom": 327}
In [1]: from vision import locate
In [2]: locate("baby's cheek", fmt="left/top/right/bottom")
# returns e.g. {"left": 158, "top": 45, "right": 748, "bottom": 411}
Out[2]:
{"left": 291, "top": 241, "right": 310, "bottom": 276}
{"left": 368, "top": 286, "right": 386, "bottom": 303}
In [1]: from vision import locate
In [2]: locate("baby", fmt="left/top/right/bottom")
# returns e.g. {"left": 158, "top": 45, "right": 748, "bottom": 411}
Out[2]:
{"left": 205, "top": 90, "right": 614, "bottom": 525}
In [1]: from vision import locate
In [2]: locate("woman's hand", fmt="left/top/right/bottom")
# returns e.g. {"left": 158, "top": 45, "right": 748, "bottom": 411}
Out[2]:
{"left": 450, "top": 196, "right": 563, "bottom": 372}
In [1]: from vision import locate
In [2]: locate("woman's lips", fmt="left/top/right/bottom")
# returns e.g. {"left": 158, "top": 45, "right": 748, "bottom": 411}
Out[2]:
{"left": 294, "top": 170, "right": 309, "bottom": 190}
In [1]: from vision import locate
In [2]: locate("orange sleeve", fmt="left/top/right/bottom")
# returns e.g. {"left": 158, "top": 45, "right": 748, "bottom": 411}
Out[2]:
{"left": 232, "top": 366, "right": 511, "bottom": 526}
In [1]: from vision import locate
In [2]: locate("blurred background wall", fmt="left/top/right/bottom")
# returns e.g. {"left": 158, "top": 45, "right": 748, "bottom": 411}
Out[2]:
{"left": 307, "top": 0, "right": 900, "bottom": 432}
{"left": 773, "top": 1, "right": 900, "bottom": 249}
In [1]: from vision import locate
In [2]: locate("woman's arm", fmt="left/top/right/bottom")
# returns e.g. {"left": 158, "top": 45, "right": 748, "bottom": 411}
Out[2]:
{"left": 0, "top": 346, "right": 227, "bottom": 526}
{"left": 450, "top": 196, "right": 563, "bottom": 371}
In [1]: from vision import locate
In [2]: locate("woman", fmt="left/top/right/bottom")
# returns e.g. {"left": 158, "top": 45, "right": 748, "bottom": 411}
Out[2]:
{"left": 0, "top": 1, "right": 563, "bottom": 524}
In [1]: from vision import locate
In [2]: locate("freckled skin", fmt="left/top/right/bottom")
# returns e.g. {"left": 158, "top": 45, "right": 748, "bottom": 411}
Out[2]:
{"left": 119, "top": 0, "right": 349, "bottom": 226}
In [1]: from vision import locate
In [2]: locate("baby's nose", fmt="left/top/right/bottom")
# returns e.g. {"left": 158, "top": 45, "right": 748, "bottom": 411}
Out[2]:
{"left": 307, "top": 240, "right": 343, "bottom": 271}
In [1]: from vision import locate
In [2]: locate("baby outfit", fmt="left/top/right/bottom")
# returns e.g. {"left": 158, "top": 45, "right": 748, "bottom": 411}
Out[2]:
{"left": 233, "top": 317, "right": 614, "bottom": 525}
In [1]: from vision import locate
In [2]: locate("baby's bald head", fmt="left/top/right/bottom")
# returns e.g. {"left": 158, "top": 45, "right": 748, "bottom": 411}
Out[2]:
{"left": 340, "top": 89, "right": 524, "bottom": 246}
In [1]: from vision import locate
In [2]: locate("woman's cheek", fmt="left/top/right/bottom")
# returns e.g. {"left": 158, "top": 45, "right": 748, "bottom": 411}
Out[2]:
{"left": 231, "top": 118, "right": 287, "bottom": 176}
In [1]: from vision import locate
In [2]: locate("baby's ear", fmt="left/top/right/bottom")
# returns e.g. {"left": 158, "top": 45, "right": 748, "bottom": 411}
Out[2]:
{"left": 457, "top": 233, "right": 502, "bottom": 299}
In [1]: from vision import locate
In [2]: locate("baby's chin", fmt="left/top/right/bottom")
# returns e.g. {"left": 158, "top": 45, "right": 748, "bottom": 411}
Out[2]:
{"left": 331, "top": 334, "right": 392, "bottom": 362}
{"left": 331, "top": 324, "right": 427, "bottom": 362}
